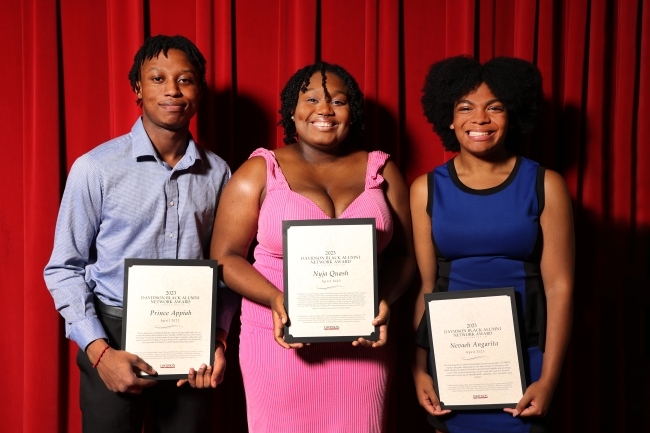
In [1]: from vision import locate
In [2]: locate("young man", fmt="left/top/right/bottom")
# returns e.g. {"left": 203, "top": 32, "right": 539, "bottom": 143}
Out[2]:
{"left": 44, "top": 35, "right": 237, "bottom": 433}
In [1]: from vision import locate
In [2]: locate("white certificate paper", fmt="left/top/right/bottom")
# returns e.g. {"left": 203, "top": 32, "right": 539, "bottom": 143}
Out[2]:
{"left": 425, "top": 288, "right": 526, "bottom": 409}
{"left": 283, "top": 218, "right": 378, "bottom": 343}
{"left": 122, "top": 259, "right": 217, "bottom": 380}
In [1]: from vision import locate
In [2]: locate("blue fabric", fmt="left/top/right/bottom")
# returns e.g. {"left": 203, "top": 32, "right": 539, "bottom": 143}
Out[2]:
{"left": 44, "top": 118, "right": 236, "bottom": 350}
{"left": 430, "top": 156, "right": 546, "bottom": 433}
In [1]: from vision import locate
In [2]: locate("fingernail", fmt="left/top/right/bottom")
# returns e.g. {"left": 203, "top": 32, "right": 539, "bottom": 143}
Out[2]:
{"left": 207, "top": 365, "right": 212, "bottom": 370}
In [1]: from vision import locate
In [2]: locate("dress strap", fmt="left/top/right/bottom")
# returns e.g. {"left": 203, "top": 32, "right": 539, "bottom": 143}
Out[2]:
{"left": 249, "top": 148, "right": 290, "bottom": 191}
{"left": 365, "top": 151, "right": 390, "bottom": 189}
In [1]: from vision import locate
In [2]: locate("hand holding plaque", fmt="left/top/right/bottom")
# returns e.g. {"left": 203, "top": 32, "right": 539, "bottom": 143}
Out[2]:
{"left": 122, "top": 259, "right": 218, "bottom": 380}
{"left": 424, "top": 288, "right": 526, "bottom": 410}
{"left": 282, "top": 218, "right": 379, "bottom": 344}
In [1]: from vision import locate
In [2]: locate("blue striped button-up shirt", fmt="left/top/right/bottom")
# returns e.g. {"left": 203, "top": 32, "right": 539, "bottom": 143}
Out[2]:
{"left": 44, "top": 118, "right": 236, "bottom": 350}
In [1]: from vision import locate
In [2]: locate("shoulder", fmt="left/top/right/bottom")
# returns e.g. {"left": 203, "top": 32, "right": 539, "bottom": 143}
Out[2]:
{"left": 543, "top": 169, "right": 571, "bottom": 201}
{"left": 195, "top": 146, "right": 232, "bottom": 177}
{"left": 540, "top": 169, "right": 573, "bottom": 223}
{"left": 86, "top": 132, "right": 133, "bottom": 161}
{"left": 228, "top": 154, "right": 268, "bottom": 191}
{"left": 67, "top": 133, "right": 137, "bottom": 187}
{"left": 381, "top": 159, "right": 403, "bottom": 183}
{"left": 410, "top": 173, "right": 429, "bottom": 195}
{"left": 67, "top": 133, "right": 133, "bottom": 180}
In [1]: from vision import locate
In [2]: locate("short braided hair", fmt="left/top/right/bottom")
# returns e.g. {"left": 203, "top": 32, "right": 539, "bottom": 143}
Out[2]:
{"left": 279, "top": 62, "right": 364, "bottom": 145}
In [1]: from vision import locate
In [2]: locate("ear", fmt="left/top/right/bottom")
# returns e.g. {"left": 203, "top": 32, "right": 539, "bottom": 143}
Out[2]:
{"left": 135, "top": 82, "right": 143, "bottom": 100}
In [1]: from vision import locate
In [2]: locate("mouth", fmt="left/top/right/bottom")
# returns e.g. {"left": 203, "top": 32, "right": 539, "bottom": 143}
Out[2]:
{"left": 159, "top": 102, "right": 186, "bottom": 112}
{"left": 466, "top": 130, "right": 495, "bottom": 140}
{"left": 310, "top": 120, "right": 337, "bottom": 131}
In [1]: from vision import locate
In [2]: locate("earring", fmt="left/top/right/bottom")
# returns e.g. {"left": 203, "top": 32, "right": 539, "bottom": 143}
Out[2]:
{"left": 291, "top": 116, "right": 294, "bottom": 121}
{"left": 450, "top": 125, "right": 454, "bottom": 129}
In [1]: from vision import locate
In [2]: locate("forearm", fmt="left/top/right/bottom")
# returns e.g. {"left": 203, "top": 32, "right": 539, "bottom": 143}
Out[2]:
{"left": 538, "top": 285, "right": 573, "bottom": 390}
{"left": 378, "top": 253, "right": 415, "bottom": 306}
{"left": 215, "top": 280, "right": 241, "bottom": 333}
{"left": 413, "top": 345, "right": 429, "bottom": 374}
{"left": 218, "top": 253, "right": 282, "bottom": 306}
{"left": 412, "top": 283, "right": 432, "bottom": 330}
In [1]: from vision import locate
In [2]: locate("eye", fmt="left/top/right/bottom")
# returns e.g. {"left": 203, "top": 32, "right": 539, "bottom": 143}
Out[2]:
{"left": 305, "top": 97, "right": 318, "bottom": 103}
{"left": 331, "top": 99, "right": 347, "bottom": 106}
{"left": 178, "top": 77, "right": 195, "bottom": 84}
{"left": 457, "top": 106, "right": 471, "bottom": 112}
{"left": 151, "top": 76, "right": 163, "bottom": 82}
{"left": 488, "top": 105, "right": 505, "bottom": 112}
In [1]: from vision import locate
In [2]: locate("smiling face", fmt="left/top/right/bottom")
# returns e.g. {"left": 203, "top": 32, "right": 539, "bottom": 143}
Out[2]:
{"left": 293, "top": 72, "right": 352, "bottom": 149}
{"left": 136, "top": 49, "right": 202, "bottom": 132}
{"left": 451, "top": 83, "right": 509, "bottom": 156}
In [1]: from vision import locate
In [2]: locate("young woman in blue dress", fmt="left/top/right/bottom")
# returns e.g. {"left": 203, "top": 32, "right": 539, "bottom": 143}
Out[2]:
{"left": 411, "top": 56, "right": 574, "bottom": 433}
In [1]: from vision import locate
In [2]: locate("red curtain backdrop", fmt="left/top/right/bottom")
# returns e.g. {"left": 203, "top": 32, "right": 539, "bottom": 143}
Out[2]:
{"left": 2, "top": 0, "right": 648, "bottom": 431}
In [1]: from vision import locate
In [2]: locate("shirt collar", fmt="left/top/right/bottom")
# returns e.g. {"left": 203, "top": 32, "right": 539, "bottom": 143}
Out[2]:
{"left": 130, "top": 117, "right": 202, "bottom": 169}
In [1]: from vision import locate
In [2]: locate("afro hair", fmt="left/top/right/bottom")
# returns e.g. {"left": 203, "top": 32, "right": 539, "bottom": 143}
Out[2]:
{"left": 421, "top": 55, "right": 543, "bottom": 152}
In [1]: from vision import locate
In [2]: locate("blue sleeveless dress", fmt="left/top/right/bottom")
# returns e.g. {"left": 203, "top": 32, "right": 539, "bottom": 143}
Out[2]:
{"left": 415, "top": 156, "right": 549, "bottom": 433}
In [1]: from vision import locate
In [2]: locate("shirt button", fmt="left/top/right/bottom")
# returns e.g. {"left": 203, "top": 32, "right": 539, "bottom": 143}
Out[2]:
{"left": 170, "top": 201, "right": 174, "bottom": 206}
{"left": 169, "top": 233, "right": 174, "bottom": 238}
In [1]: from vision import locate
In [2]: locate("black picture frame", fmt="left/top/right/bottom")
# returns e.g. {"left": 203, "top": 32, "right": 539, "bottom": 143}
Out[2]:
{"left": 122, "top": 258, "right": 218, "bottom": 380}
{"left": 424, "top": 288, "right": 527, "bottom": 410}
{"left": 282, "top": 218, "right": 379, "bottom": 343}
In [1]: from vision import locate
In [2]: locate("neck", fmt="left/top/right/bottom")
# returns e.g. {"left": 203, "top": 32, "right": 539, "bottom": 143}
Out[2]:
{"left": 455, "top": 148, "right": 515, "bottom": 173}
{"left": 292, "top": 141, "right": 348, "bottom": 165}
{"left": 142, "top": 117, "right": 190, "bottom": 167}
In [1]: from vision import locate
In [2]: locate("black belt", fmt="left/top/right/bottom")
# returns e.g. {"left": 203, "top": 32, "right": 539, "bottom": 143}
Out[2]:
{"left": 94, "top": 295, "right": 123, "bottom": 319}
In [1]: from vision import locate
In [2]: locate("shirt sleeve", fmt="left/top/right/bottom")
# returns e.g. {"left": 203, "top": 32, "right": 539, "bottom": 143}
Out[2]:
{"left": 43, "top": 155, "right": 108, "bottom": 350}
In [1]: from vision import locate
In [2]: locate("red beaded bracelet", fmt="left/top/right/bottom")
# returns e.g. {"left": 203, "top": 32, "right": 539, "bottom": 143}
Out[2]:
{"left": 92, "top": 345, "right": 110, "bottom": 368}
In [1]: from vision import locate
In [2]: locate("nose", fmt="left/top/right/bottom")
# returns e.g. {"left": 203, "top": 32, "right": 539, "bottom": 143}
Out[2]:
{"left": 165, "top": 79, "right": 181, "bottom": 97}
{"left": 471, "top": 107, "right": 490, "bottom": 124}
{"left": 316, "top": 98, "right": 334, "bottom": 116}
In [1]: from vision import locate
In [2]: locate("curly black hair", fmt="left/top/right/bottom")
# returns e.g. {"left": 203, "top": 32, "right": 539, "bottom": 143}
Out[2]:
{"left": 421, "top": 55, "right": 543, "bottom": 152}
{"left": 278, "top": 62, "right": 364, "bottom": 145}
{"left": 128, "top": 35, "right": 207, "bottom": 106}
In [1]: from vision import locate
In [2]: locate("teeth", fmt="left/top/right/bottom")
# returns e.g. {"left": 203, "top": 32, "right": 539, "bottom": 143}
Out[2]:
{"left": 468, "top": 131, "right": 490, "bottom": 137}
{"left": 312, "top": 122, "right": 334, "bottom": 127}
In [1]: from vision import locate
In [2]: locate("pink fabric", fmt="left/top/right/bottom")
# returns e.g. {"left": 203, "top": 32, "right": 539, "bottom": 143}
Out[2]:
{"left": 239, "top": 148, "right": 394, "bottom": 433}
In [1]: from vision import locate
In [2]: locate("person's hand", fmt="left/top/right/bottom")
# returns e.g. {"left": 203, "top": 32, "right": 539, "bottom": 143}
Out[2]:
{"left": 414, "top": 369, "right": 451, "bottom": 416}
{"left": 177, "top": 342, "right": 226, "bottom": 388}
{"left": 504, "top": 380, "right": 553, "bottom": 417}
{"left": 88, "top": 341, "right": 158, "bottom": 394}
{"left": 353, "top": 300, "right": 389, "bottom": 348}
{"left": 270, "top": 291, "right": 304, "bottom": 349}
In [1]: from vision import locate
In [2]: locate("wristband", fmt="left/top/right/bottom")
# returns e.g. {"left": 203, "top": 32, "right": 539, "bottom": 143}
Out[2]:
{"left": 92, "top": 345, "right": 110, "bottom": 368}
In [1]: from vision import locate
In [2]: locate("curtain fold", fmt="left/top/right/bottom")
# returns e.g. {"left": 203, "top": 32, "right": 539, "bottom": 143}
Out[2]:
{"left": 3, "top": 1, "right": 648, "bottom": 431}
{"left": 20, "top": 1, "right": 65, "bottom": 432}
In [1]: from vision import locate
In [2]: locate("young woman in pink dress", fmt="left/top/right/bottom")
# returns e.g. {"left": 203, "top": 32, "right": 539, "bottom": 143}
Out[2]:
{"left": 210, "top": 62, "right": 414, "bottom": 432}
